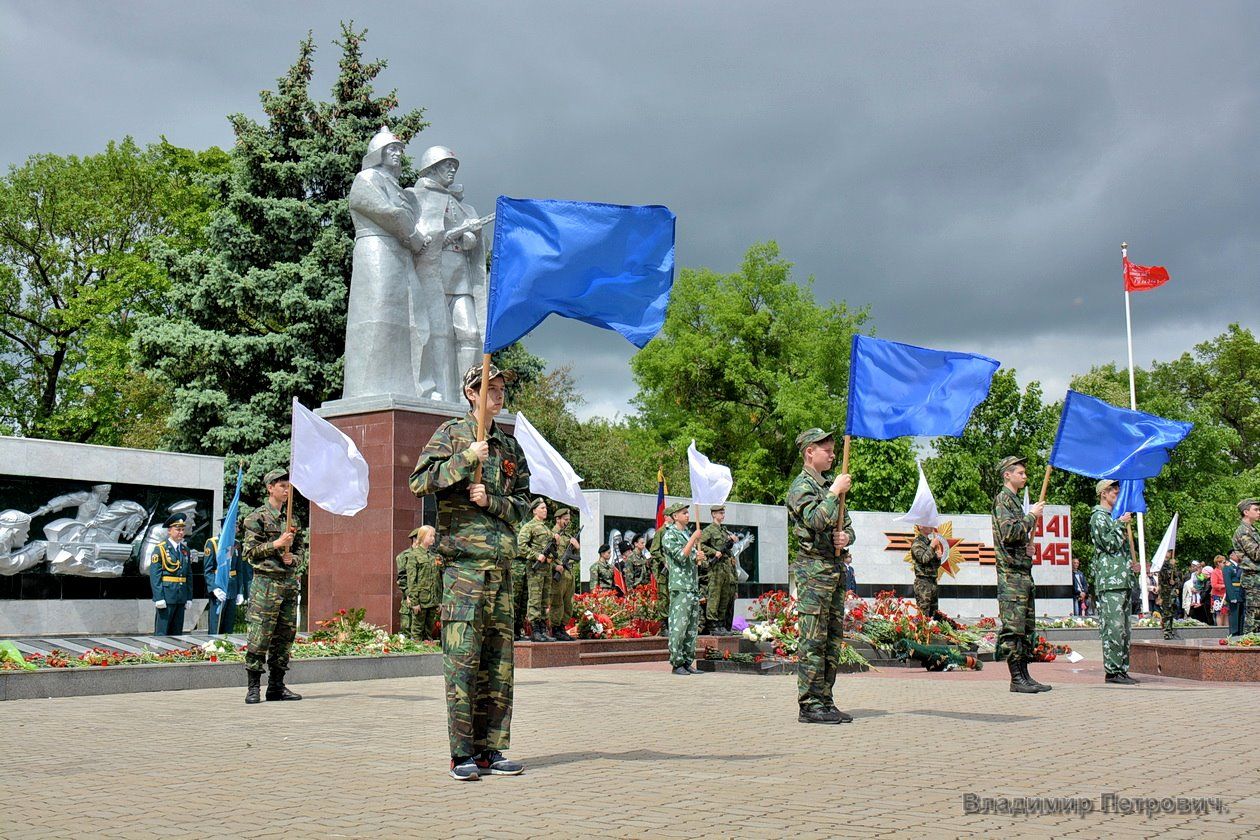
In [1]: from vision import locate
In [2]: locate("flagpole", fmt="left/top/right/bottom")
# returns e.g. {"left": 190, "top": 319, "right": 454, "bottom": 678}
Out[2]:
{"left": 1122, "top": 242, "right": 1151, "bottom": 612}
{"left": 835, "top": 435, "right": 852, "bottom": 535}
{"left": 1037, "top": 465, "right": 1052, "bottom": 505}
{"left": 473, "top": 352, "right": 492, "bottom": 484}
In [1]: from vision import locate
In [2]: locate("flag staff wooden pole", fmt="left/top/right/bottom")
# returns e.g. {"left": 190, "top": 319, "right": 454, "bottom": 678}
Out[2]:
{"left": 1037, "top": 465, "right": 1053, "bottom": 505}
{"left": 1122, "top": 242, "right": 1151, "bottom": 612}
{"left": 473, "top": 352, "right": 492, "bottom": 484}
{"left": 835, "top": 435, "right": 852, "bottom": 534}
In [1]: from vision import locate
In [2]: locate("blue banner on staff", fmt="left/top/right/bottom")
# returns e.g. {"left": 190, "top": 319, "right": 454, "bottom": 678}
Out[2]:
{"left": 845, "top": 334, "right": 1000, "bottom": 439}
{"left": 1112, "top": 479, "right": 1147, "bottom": 520}
{"left": 214, "top": 468, "right": 243, "bottom": 595}
{"left": 1050, "top": 391, "right": 1193, "bottom": 480}
{"left": 483, "top": 197, "right": 676, "bottom": 354}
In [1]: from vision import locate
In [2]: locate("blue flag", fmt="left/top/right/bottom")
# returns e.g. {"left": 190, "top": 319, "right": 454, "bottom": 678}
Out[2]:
{"left": 845, "top": 334, "right": 1000, "bottom": 439}
{"left": 483, "top": 197, "right": 676, "bottom": 353}
{"left": 214, "top": 468, "right": 243, "bottom": 594}
{"left": 1112, "top": 479, "right": 1147, "bottom": 520}
{"left": 1050, "top": 391, "right": 1193, "bottom": 480}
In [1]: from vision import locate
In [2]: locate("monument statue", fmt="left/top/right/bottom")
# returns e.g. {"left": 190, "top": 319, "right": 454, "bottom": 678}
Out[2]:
{"left": 21, "top": 484, "right": 150, "bottom": 577}
{"left": 410, "top": 146, "right": 493, "bottom": 388}
{"left": 0, "top": 510, "right": 46, "bottom": 575}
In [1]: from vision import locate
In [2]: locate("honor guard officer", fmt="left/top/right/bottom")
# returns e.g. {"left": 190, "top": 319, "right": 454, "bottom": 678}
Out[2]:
{"left": 701, "top": 505, "right": 738, "bottom": 635}
{"left": 590, "top": 544, "right": 615, "bottom": 590}
{"left": 518, "top": 498, "right": 555, "bottom": 642}
{"left": 149, "top": 513, "right": 193, "bottom": 635}
{"left": 549, "top": 508, "right": 579, "bottom": 641}
{"left": 204, "top": 519, "right": 247, "bottom": 635}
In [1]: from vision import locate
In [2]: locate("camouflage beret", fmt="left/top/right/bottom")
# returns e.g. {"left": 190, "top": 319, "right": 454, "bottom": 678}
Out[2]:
{"left": 710, "top": 505, "right": 725, "bottom": 513}
{"left": 530, "top": 497, "right": 548, "bottom": 511}
{"left": 462, "top": 362, "right": 518, "bottom": 392}
{"left": 408, "top": 527, "right": 421, "bottom": 540}
{"left": 164, "top": 513, "right": 188, "bottom": 528}
{"left": 554, "top": 507, "right": 572, "bottom": 519}
{"left": 1096, "top": 479, "right": 1118, "bottom": 495}
{"left": 664, "top": 501, "right": 688, "bottom": 516}
{"left": 795, "top": 427, "right": 835, "bottom": 451}
{"left": 1239, "top": 498, "right": 1260, "bottom": 514}
{"left": 263, "top": 467, "right": 289, "bottom": 485}
{"left": 996, "top": 455, "right": 1027, "bottom": 477}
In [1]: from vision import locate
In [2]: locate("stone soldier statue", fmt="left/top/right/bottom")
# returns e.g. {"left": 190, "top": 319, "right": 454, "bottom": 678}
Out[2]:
{"left": 403, "top": 526, "right": 442, "bottom": 641}
{"left": 785, "top": 428, "right": 856, "bottom": 724}
{"left": 701, "top": 505, "right": 738, "bottom": 635}
{"left": 910, "top": 525, "right": 943, "bottom": 620}
{"left": 149, "top": 512, "right": 193, "bottom": 634}
{"left": 344, "top": 126, "right": 449, "bottom": 400}
{"left": 590, "top": 544, "right": 615, "bottom": 590}
{"left": 203, "top": 524, "right": 247, "bottom": 635}
{"left": 518, "top": 498, "right": 555, "bottom": 642}
{"left": 1234, "top": 498, "right": 1260, "bottom": 635}
{"left": 0, "top": 510, "right": 45, "bottom": 575}
{"left": 1091, "top": 480, "right": 1139, "bottom": 684}
{"left": 241, "top": 468, "right": 304, "bottom": 705}
{"left": 661, "top": 502, "right": 704, "bottom": 675}
{"left": 409, "top": 362, "right": 530, "bottom": 781}
{"left": 549, "top": 509, "right": 579, "bottom": 641}
{"left": 992, "top": 455, "right": 1050, "bottom": 694}
{"left": 411, "top": 146, "right": 492, "bottom": 390}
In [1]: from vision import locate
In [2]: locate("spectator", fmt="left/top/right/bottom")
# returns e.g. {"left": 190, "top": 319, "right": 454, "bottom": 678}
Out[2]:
{"left": 1182, "top": 561, "right": 1201, "bottom": 621}
{"left": 844, "top": 556, "right": 857, "bottom": 596}
{"left": 1072, "top": 559, "right": 1089, "bottom": 617}
{"left": 1224, "top": 549, "right": 1246, "bottom": 636}
{"left": 1209, "top": 556, "right": 1227, "bottom": 627}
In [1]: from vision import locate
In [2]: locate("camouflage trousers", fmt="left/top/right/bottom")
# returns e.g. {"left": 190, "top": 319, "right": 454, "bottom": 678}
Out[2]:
{"left": 245, "top": 576, "right": 299, "bottom": 673}
{"left": 1159, "top": 568, "right": 1179, "bottom": 635}
{"left": 913, "top": 575, "right": 939, "bottom": 619}
{"left": 668, "top": 589, "right": 700, "bottom": 666}
{"left": 399, "top": 602, "right": 414, "bottom": 638}
{"left": 1244, "top": 581, "right": 1260, "bottom": 635}
{"left": 706, "top": 564, "right": 736, "bottom": 627}
{"left": 410, "top": 606, "right": 439, "bottom": 641}
{"left": 511, "top": 560, "right": 528, "bottom": 633}
{"left": 1097, "top": 589, "right": 1132, "bottom": 674}
{"left": 526, "top": 562, "right": 552, "bottom": 624}
{"left": 657, "top": 569, "right": 670, "bottom": 616}
{"left": 550, "top": 569, "right": 575, "bottom": 629}
{"left": 441, "top": 565, "right": 514, "bottom": 758}
{"left": 996, "top": 568, "right": 1035, "bottom": 661}
{"left": 796, "top": 569, "right": 845, "bottom": 710}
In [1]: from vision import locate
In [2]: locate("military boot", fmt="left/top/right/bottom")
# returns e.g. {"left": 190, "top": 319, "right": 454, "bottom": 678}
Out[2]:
{"left": 1020, "top": 661, "right": 1052, "bottom": 692}
{"left": 529, "top": 625, "right": 550, "bottom": 643}
{"left": 265, "top": 669, "right": 302, "bottom": 701}
{"left": 245, "top": 669, "right": 262, "bottom": 705}
{"left": 1008, "top": 659, "right": 1039, "bottom": 694}
{"left": 542, "top": 623, "right": 558, "bottom": 642}
{"left": 552, "top": 624, "right": 574, "bottom": 642}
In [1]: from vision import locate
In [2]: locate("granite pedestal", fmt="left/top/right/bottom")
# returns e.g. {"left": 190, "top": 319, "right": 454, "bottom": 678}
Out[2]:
{"left": 1130, "top": 638, "right": 1260, "bottom": 682}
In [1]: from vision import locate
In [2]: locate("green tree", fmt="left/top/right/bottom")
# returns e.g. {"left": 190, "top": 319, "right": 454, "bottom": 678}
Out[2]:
{"left": 133, "top": 24, "right": 426, "bottom": 493}
{"left": 0, "top": 138, "right": 225, "bottom": 444}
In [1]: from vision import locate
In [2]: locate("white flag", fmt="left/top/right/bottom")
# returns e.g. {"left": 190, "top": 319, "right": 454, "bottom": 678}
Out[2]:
{"left": 687, "top": 440, "right": 732, "bottom": 506}
{"left": 514, "top": 412, "right": 591, "bottom": 515}
{"left": 896, "top": 462, "right": 941, "bottom": 528}
{"left": 1022, "top": 488, "right": 1030, "bottom": 515}
{"left": 290, "top": 397, "right": 369, "bottom": 516}
{"left": 1149, "top": 513, "right": 1179, "bottom": 572}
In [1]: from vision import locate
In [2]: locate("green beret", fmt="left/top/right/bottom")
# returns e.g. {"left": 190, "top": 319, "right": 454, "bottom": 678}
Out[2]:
{"left": 710, "top": 505, "right": 725, "bottom": 513}
{"left": 996, "top": 455, "right": 1026, "bottom": 477}
{"left": 1096, "top": 479, "right": 1118, "bottom": 495}
{"left": 530, "top": 497, "right": 548, "bottom": 511}
{"left": 795, "top": 428, "right": 835, "bottom": 451}
{"left": 664, "top": 502, "right": 688, "bottom": 516}
{"left": 1239, "top": 498, "right": 1259, "bottom": 514}
{"left": 462, "top": 362, "right": 518, "bottom": 392}
{"left": 263, "top": 467, "right": 289, "bottom": 486}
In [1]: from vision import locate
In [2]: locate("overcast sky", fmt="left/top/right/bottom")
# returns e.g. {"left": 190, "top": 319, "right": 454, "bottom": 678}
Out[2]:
{"left": 3, "top": 2, "right": 1257, "bottom": 419}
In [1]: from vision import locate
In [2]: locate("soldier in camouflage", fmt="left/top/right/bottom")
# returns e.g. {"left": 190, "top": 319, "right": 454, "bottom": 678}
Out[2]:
{"left": 517, "top": 498, "right": 554, "bottom": 642}
{"left": 992, "top": 455, "right": 1050, "bottom": 694}
{"left": 626, "top": 539, "right": 651, "bottom": 591}
{"left": 403, "top": 526, "right": 442, "bottom": 641}
{"left": 661, "top": 501, "right": 705, "bottom": 674}
{"left": 409, "top": 363, "right": 530, "bottom": 781}
{"left": 1233, "top": 498, "right": 1260, "bottom": 636}
{"left": 1158, "top": 548, "right": 1182, "bottom": 639}
{"left": 396, "top": 530, "right": 418, "bottom": 639}
{"left": 549, "top": 508, "right": 579, "bottom": 640}
{"left": 701, "top": 505, "right": 738, "bottom": 635}
{"left": 910, "top": 525, "right": 942, "bottom": 620}
{"left": 242, "top": 468, "right": 304, "bottom": 704}
{"left": 646, "top": 533, "right": 669, "bottom": 631}
{"left": 590, "top": 543, "right": 615, "bottom": 590}
{"left": 1091, "top": 480, "right": 1139, "bottom": 684}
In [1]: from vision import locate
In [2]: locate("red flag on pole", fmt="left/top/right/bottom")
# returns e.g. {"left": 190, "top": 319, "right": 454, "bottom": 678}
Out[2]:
{"left": 1123, "top": 256, "right": 1170, "bottom": 292}
{"left": 654, "top": 466, "right": 667, "bottom": 529}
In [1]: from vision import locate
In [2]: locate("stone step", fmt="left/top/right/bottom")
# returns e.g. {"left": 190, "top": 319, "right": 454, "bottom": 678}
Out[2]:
{"left": 579, "top": 648, "right": 670, "bottom": 665}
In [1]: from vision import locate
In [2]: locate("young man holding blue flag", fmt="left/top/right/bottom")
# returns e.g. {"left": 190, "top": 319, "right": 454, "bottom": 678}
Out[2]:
{"left": 992, "top": 456, "right": 1050, "bottom": 694}
{"left": 203, "top": 520, "right": 246, "bottom": 635}
{"left": 1091, "top": 480, "right": 1139, "bottom": 685}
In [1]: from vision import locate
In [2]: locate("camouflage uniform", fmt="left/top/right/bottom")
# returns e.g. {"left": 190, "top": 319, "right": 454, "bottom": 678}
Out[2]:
{"left": 242, "top": 502, "right": 304, "bottom": 675}
{"left": 518, "top": 518, "right": 554, "bottom": 628}
{"left": 910, "top": 532, "right": 941, "bottom": 619}
{"left": 652, "top": 546, "right": 670, "bottom": 618}
{"left": 1158, "top": 556, "right": 1181, "bottom": 637}
{"left": 663, "top": 521, "right": 700, "bottom": 667}
{"left": 626, "top": 550, "right": 651, "bottom": 591}
{"left": 1090, "top": 504, "right": 1134, "bottom": 675}
{"left": 403, "top": 545, "right": 442, "bottom": 640}
{"left": 786, "top": 466, "right": 855, "bottom": 714}
{"left": 590, "top": 558, "right": 615, "bottom": 590}
{"left": 701, "top": 521, "right": 736, "bottom": 632}
{"left": 550, "top": 531, "right": 578, "bottom": 628}
{"left": 992, "top": 486, "right": 1036, "bottom": 662}
{"left": 1234, "top": 516, "right": 1260, "bottom": 635}
{"left": 409, "top": 411, "right": 531, "bottom": 760}
{"left": 396, "top": 547, "right": 416, "bottom": 638}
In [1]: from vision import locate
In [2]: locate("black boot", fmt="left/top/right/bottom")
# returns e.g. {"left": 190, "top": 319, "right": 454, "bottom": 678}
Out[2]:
{"left": 265, "top": 669, "right": 302, "bottom": 701}
{"left": 552, "top": 624, "right": 574, "bottom": 642}
{"left": 529, "top": 626, "right": 549, "bottom": 643}
{"left": 1020, "top": 661, "right": 1052, "bottom": 692}
{"left": 245, "top": 669, "right": 262, "bottom": 705}
{"left": 1008, "top": 659, "right": 1039, "bottom": 694}
{"left": 542, "top": 623, "right": 558, "bottom": 642}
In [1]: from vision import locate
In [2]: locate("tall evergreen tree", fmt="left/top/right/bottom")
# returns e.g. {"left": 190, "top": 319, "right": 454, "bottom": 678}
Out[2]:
{"left": 134, "top": 24, "right": 426, "bottom": 490}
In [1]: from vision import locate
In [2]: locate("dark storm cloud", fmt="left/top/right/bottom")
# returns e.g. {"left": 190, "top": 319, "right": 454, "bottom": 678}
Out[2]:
{"left": 3, "top": 1, "right": 1257, "bottom": 417}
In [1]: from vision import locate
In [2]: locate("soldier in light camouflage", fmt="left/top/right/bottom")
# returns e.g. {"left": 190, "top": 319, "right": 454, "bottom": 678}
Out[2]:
{"left": 785, "top": 428, "right": 855, "bottom": 724}
{"left": 409, "top": 363, "right": 530, "bottom": 781}
{"left": 1158, "top": 548, "right": 1182, "bottom": 639}
{"left": 402, "top": 526, "right": 442, "bottom": 641}
{"left": 1091, "top": 480, "right": 1139, "bottom": 684}
{"left": 242, "top": 468, "right": 304, "bottom": 705}
{"left": 701, "top": 505, "right": 737, "bottom": 635}
{"left": 549, "top": 508, "right": 579, "bottom": 640}
{"left": 1234, "top": 498, "right": 1260, "bottom": 635}
{"left": 590, "top": 544, "right": 615, "bottom": 590}
{"left": 661, "top": 502, "right": 704, "bottom": 674}
{"left": 992, "top": 455, "right": 1050, "bottom": 694}
{"left": 517, "top": 498, "right": 555, "bottom": 642}
{"left": 910, "top": 525, "right": 942, "bottom": 620}
{"left": 626, "top": 540, "right": 651, "bottom": 591}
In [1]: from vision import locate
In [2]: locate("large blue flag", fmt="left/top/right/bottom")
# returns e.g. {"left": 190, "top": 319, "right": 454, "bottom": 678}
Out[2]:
{"left": 214, "top": 468, "right": 243, "bottom": 595}
{"left": 1050, "top": 391, "right": 1193, "bottom": 480}
{"left": 845, "top": 334, "right": 1000, "bottom": 439}
{"left": 483, "top": 197, "right": 676, "bottom": 353}
{"left": 1112, "top": 479, "right": 1147, "bottom": 521}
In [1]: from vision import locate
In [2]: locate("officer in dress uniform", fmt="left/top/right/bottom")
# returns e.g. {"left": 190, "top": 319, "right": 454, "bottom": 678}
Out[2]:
{"left": 204, "top": 519, "right": 247, "bottom": 635}
{"left": 149, "top": 513, "right": 193, "bottom": 634}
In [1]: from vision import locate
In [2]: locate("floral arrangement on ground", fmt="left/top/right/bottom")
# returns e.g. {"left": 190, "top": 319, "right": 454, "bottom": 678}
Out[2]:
{"left": 560, "top": 585, "right": 663, "bottom": 640}
{"left": 1222, "top": 634, "right": 1260, "bottom": 647}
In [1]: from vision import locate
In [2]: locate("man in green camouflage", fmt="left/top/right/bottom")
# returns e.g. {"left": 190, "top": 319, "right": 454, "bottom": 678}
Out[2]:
{"left": 1233, "top": 498, "right": 1260, "bottom": 635}
{"left": 1157, "top": 548, "right": 1182, "bottom": 639}
{"left": 242, "top": 468, "right": 304, "bottom": 705}
{"left": 662, "top": 501, "right": 704, "bottom": 674}
{"left": 701, "top": 505, "right": 738, "bottom": 635}
{"left": 403, "top": 526, "right": 442, "bottom": 641}
{"left": 910, "top": 525, "right": 942, "bottom": 620}
{"left": 409, "top": 363, "right": 530, "bottom": 781}
{"left": 626, "top": 538, "right": 651, "bottom": 591}
{"left": 646, "top": 533, "right": 669, "bottom": 631}
{"left": 1091, "top": 480, "right": 1139, "bottom": 684}
{"left": 992, "top": 455, "right": 1050, "bottom": 694}
{"left": 396, "top": 530, "right": 418, "bottom": 639}
{"left": 517, "top": 498, "right": 554, "bottom": 642}
{"left": 590, "top": 543, "right": 615, "bottom": 590}
{"left": 785, "top": 428, "right": 855, "bottom": 724}
{"left": 549, "top": 508, "right": 579, "bottom": 641}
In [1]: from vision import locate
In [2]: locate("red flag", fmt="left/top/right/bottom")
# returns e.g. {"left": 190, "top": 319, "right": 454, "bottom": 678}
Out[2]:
{"left": 612, "top": 567, "right": 627, "bottom": 597}
{"left": 1123, "top": 256, "right": 1170, "bottom": 292}
{"left": 654, "top": 466, "right": 667, "bottom": 529}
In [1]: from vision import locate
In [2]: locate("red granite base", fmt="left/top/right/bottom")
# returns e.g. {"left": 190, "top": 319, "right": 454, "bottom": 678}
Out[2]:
{"left": 1130, "top": 639, "right": 1260, "bottom": 681}
{"left": 514, "top": 635, "right": 741, "bottom": 669}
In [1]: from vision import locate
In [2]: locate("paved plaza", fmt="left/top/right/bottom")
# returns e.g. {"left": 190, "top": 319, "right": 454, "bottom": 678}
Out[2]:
{"left": 2, "top": 641, "right": 1257, "bottom": 839}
